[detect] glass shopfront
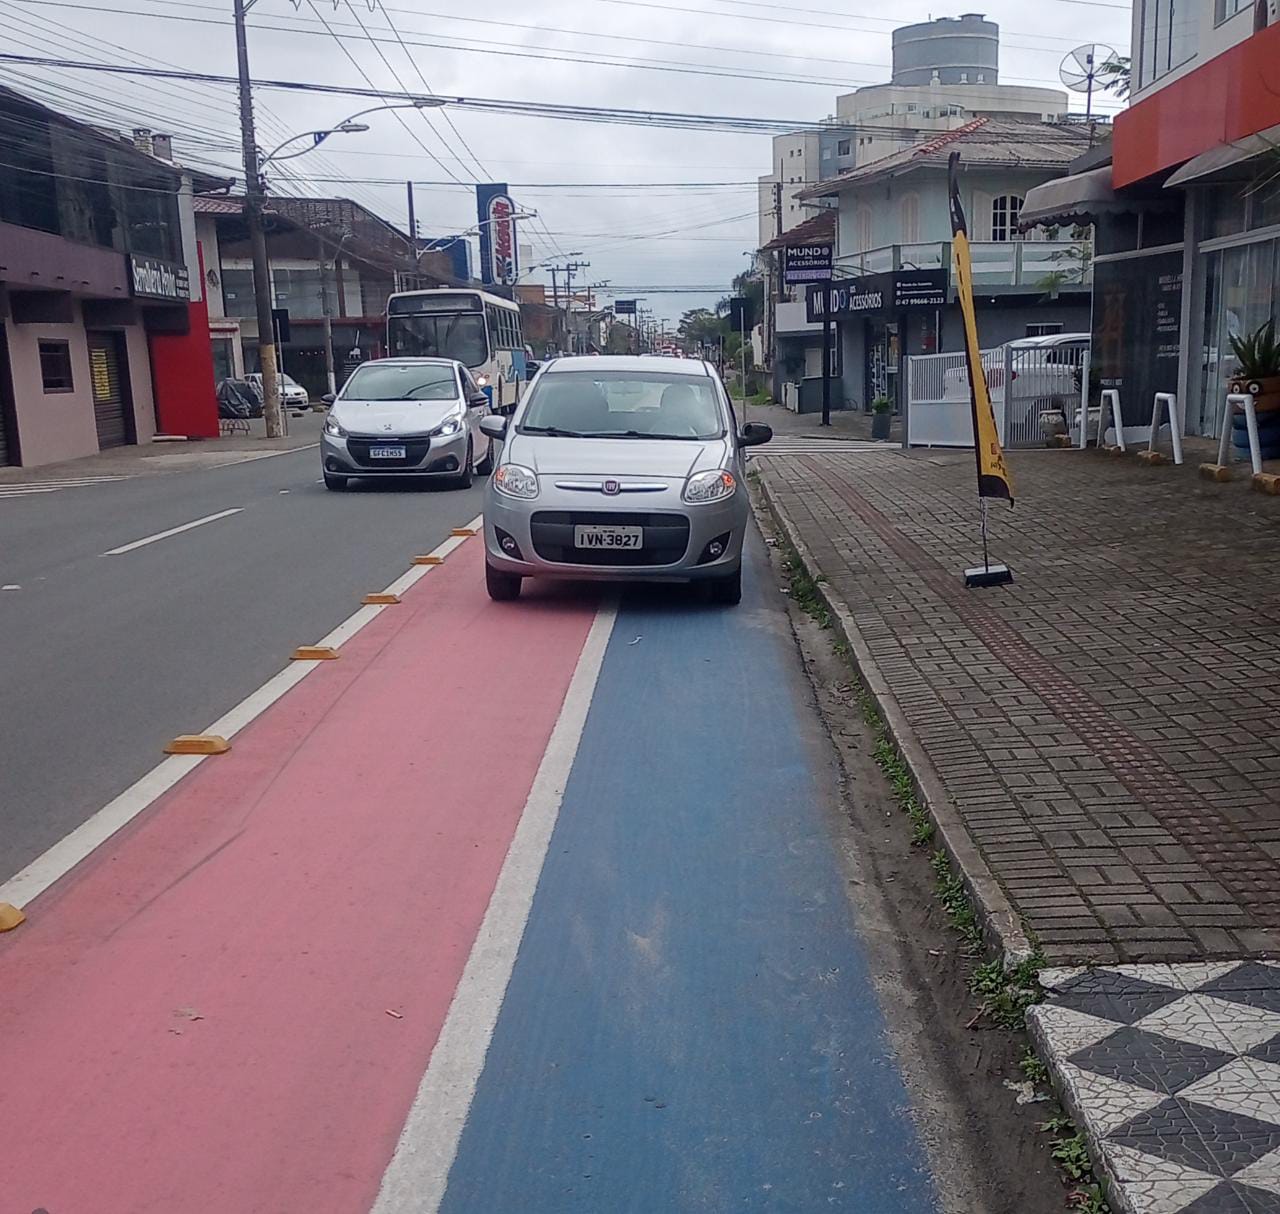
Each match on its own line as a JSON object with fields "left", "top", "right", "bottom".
{"left": 1195, "top": 180, "right": 1280, "bottom": 437}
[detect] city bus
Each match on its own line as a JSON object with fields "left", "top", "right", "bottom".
{"left": 385, "top": 288, "right": 527, "bottom": 412}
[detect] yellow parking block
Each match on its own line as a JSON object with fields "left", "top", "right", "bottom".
{"left": 291, "top": 646, "right": 340, "bottom": 661}
{"left": 164, "top": 734, "right": 231, "bottom": 755}
{"left": 451, "top": 527, "right": 479, "bottom": 537}
{"left": 362, "top": 593, "right": 401, "bottom": 605}
{"left": 0, "top": 903, "right": 26, "bottom": 932}
{"left": 412, "top": 555, "right": 444, "bottom": 565}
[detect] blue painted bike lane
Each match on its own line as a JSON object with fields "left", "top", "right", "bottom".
{"left": 439, "top": 540, "right": 941, "bottom": 1213}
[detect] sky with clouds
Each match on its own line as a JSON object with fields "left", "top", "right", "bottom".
{"left": 1, "top": 0, "right": 1131, "bottom": 323}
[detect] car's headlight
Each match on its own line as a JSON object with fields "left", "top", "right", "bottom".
{"left": 493, "top": 463, "right": 539, "bottom": 499}
{"left": 683, "top": 469, "right": 737, "bottom": 503}
{"left": 323, "top": 416, "right": 347, "bottom": 437}
{"left": 433, "top": 415, "right": 463, "bottom": 437}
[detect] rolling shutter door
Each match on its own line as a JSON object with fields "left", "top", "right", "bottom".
{"left": 89, "top": 334, "right": 127, "bottom": 449}
{"left": 0, "top": 325, "right": 14, "bottom": 466}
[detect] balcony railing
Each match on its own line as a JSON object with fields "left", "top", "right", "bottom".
{"left": 836, "top": 240, "right": 1093, "bottom": 288}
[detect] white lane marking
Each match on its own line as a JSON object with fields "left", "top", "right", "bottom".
{"left": 0, "top": 518, "right": 481, "bottom": 911}
{"left": 102, "top": 508, "right": 244, "bottom": 556}
{"left": 371, "top": 600, "right": 617, "bottom": 1214}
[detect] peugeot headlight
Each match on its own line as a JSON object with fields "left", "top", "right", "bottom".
{"left": 683, "top": 469, "right": 736, "bottom": 504}
{"left": 323, "top": 415, "right": 347, "bottom": 438}
{"left": 433, "top": 415, "right": 463, "bottom": 437}
{"left": 493, "top": 463, "right": 539, "bottom": 500}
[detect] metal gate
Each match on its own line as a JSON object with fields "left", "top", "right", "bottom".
{"left": 88, "top": 332, "right": 131, "bottom": 450}
{"left": 904, "top": 348, "right": 1006, "bottom": 447}
{"left": 1003, "top": 340, "right": 1088, "bottom": 449}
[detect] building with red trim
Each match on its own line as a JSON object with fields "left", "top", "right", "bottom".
{"left": 1021, "top": 4, "right": 1280, "bottom": 442}
{"left": 0, "top": 86, "right": 224, "bottom": 467}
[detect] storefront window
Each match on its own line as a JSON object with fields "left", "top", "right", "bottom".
{"left": 222, "top": 269, "right": 256, "bottom": 319}
{"left": 1201, "top": 188, "right": 1247, "bottom": 240}
{"left": 211, "top": 337, "right": 235, "bottom": 383}
{"left": 1250, "top": 178, "right": 1280, "bottom": 231}
{"left": 1198, "top": 236, "right": 1280, "bottom": 435}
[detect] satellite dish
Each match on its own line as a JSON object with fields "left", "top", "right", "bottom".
{"left": 1059, "top": 44, "right": 1119, "bottom": 120}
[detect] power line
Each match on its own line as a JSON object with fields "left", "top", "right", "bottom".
{"left": 0, "top": 55, "right": 1115, "bottom": 136}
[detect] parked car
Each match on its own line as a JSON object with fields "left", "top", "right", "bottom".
{"left": 942, "top": 333, "right": 1090, "bottom": 406}
{"left": 245, "top": 371, "right": 310, "bottom": 412}
{"left": 319, "top": 358, "right": 493, "bottom": 491}
{"left": 479, "top": 354, "right": 772, "bottom": 604}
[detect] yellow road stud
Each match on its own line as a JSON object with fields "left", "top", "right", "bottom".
{"left": 451, "top": 527, "right": 479, "bottom": 537}
{"left": 164, "top": 735, "right": 231, "bottom": 755}
{"left": 291, "top": 646, "right": 340, "bottom": 661}
{"left": 412, "top": 555, "right": 444, "bottom": 565}
{"left": 362, "top": 593, "right": 401, "bottom": 605}
{"left": 0, "top": 903, "right": 26, "bottom": 932}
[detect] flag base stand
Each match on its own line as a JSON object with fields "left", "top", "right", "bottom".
{"left": 964, "top": 497, "right": 1013, "bottom": 587}
{"left": 964, "top": 563, "right": 1013, "bottom": 588}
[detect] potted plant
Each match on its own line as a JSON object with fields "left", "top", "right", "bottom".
{"left": 871, "top": 395, "right": 893, "bottom": 441}
{"left": 1228, "top": 319, "right": 1280, "bottom": 409}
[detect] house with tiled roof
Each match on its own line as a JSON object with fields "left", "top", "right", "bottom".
{"left": 786, "top": 117, "right": 1098, "bottom": 418}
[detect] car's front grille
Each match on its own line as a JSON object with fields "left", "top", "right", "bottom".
{"left": 530, "top": 511, "right": 690, "bottom": 567}
{"left": 344, "top": 437, "right": 430, "bottom": 468}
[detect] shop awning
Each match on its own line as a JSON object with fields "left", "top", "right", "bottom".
{"left": 1164, "top": 123, "right": 1280, "bottom": 187}
{"left": 1018, "top": 166, "right": 1122, "bottom": 228}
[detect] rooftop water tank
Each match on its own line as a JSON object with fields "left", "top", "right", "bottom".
{"left": 891, "top": 14, "right": 999, "bottom": 86}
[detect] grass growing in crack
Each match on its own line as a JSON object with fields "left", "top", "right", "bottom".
{"left": 930, "top": 850, "right": 984, "bottom": 955}
{"left": 968, "top": 954, "right": 1046, "bottom": 1030}
{"left": 782, "top": 552, "right": 831, "bottom": 629}
{"left": 1019, "top": 1046, "right": 1049, "bottom": 1084}
{"left": 1040, "top": 1118, "right": 1113, "bottom": 1212}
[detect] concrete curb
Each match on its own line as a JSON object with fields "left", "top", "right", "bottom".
{"left": 754, "top": 466, "right": 1036, "bottom": 968}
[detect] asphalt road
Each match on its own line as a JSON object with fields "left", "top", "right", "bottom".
{"left": 0, "top": 446, "right": 484, "bottom": 884}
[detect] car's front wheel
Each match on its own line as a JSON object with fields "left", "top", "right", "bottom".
{"left": 452, "top": 440, "right": 474, "bottom": 490}
{"left": 323, "top": 471, "right": 348, "bottom": 491}
{"left": 485, "top": 562, "right": 522, "bottom": 601}
{"left": 709, "top": 566, "right": 742, "bottom": 606}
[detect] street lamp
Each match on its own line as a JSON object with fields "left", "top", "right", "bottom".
{"left": 259, "top": 99, "right": 444, "bottom": 169}
{"left": 422, "top": 212, "right": 540, "bottom": 254}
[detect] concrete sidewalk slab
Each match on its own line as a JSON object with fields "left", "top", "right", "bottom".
{"left": 759, "top": 446, "right": 1280, "bottom": 965}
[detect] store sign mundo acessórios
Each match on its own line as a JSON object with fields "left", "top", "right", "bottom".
{"left": 783, "top": 242, "right": 834, "bottom": 285}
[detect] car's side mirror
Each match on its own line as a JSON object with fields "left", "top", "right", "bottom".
{"left": 479, "top": 414, "right": 508, "bottom": 439}
{"left": 469, "top": 391, "right": 490, "bottom": 408}
{"left": 322, "top": 392, "right": 336, "bottom": 404}
{"left": 525, "top": 362, "right": 540, "bottom": 381}
{"left": 739, "top": 422, "right": 772, "bottom": 447}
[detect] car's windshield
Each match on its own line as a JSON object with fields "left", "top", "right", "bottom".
{"left": 387, "top": 313, "right": 488, "bottom": 367}
{"left": 519, "top": 371, "right": 724, "bottom": 439}
{"left": 340, "top": 363, "right": 460, "bottom": 402}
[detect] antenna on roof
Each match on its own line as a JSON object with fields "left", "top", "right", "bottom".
{"left": 1059, "top": 44, "right": 1119, "bottom": 122}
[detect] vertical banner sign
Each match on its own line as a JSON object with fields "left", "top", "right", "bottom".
{"left": 476, "top": 183, "right": 518, "bottom": 286}
{"left": 947, "top": 151, "right": 1013, "bottom": 504}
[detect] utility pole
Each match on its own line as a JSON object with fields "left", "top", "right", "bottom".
{"left": 550, "top": 260, "right": 590, "bottom": 354}
{"left": 233, "top": 0, "right": 282, "bottom": 437}
{"left": 406, "top": 180, "right": 418, "bottom": 273}
{"left": 318, "top": 236, "right": 337, "bottom": 396}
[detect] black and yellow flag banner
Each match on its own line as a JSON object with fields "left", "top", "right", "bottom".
{"left": 947, "top": 151, "right": 1014, "bottom": 504}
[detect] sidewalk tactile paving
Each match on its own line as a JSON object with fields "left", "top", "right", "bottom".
{"left": 1032, "top": 963, "right": 1280, "bottom": 1213}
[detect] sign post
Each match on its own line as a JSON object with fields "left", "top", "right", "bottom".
{"left": 821, "top": 282, "right": 832, "bottom": 427}
{"left": 783, "top": 242, "right": 836, "bottom": 427}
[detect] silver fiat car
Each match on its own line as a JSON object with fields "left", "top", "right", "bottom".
{"left": 480, "top": 355, "right": 771, "bottom": 604}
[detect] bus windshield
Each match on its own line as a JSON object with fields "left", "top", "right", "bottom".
{"left": 388, "top": 312, "right": 487, "bottom": 367}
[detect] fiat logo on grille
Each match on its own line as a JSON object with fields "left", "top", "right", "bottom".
{"left": 602, "top": 479, "right": 621, "bottom": 496}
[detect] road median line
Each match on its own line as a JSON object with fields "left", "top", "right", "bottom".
{"left": 0, "top": 515, "right": 485, "bottom": 914}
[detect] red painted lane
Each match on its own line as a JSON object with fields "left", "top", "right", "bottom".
{"left": 0, "top": 541, "right": 596, "bottom": 1214}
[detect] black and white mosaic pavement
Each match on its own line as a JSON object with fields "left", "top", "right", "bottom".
{"left": 1029, "top": 962, "right": 1280, "bottom": 1214}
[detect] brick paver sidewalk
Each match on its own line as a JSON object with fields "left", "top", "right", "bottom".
{"left": 760, "top": 446, "right": 1280, "bottom": 965}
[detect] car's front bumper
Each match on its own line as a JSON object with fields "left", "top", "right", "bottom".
{"left": 483, "top": 486, "right": 746, "bottom": 582}
{"left": 321, "top": 429, "right": 470, "bottom": 476}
